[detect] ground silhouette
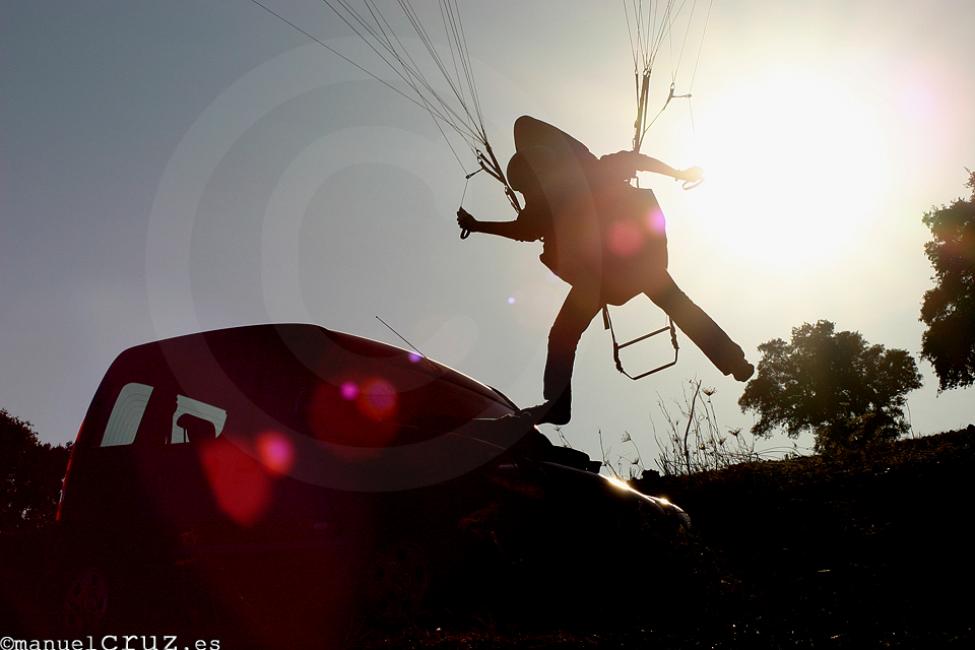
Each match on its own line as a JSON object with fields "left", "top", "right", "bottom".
{"left": 2, "top": 402, "right": 973, "bottom": 647}
{"left": 361, "top": 425, "right": 975, "bottom": 649}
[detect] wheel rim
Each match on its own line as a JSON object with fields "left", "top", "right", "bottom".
{"left": 365, "top": 543, "right": 432, "bottom": 624}
{"left": 63, "top": 567, "right": 109, "bottom": 634}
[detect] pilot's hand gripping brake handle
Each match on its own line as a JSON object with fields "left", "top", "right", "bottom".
{"left": 457, "top": 207, "right": 475, "bottom": 240}
{"left": 679, "top": 166, "right": 704, "bottom": 190}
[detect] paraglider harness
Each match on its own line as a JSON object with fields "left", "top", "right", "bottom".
{"left": 602, "top": 302, "right": 679, "bottom": 380}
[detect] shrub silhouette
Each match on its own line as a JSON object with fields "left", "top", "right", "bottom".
{"left": 739, "top": 321, "right": 922, "bottom": 454}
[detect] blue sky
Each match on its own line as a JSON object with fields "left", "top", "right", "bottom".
{"left": 3, "top": 1, "right": 974, "bottom": 467}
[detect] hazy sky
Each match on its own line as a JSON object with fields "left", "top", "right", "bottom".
{"left": 3, "top": 1, "right": 974, "bottom": 467}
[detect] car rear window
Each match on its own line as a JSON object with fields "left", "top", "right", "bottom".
{"left": 100, "top": 382, "right": 153, "bottom": 447}
{"left": 99, "top": 383, "right": 229, "bottom": 447}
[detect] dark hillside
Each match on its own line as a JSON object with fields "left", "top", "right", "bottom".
{"left": 634, "top": 425, "right": 975, "bottom": 648}
{"left": 4, "top": 424, "right": 973, "bottom": 648}
{"left": 381, "top": 426, "right": 975, "bottom": 649}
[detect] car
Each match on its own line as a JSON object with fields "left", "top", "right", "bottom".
{"left": 43, "top": 324, "right": 689, "bottom": 645}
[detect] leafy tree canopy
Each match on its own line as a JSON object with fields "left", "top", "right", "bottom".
{"left": 1, "top": 409, "right": 71, "bottom": 532}
{"left": 739, "top": 321, "right": 922, "bottom": 454}
{"left": 920, "top": 170, "right": 975, "bottom": 390}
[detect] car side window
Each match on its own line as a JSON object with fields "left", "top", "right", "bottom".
{"left": 170, "top": 394, "right": 227, "bottom": 444}
{"left": 101, "top": 382, "right": 154, "bottom": 447}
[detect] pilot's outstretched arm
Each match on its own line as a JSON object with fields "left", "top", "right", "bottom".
{"left": 457, "top": 207, "right": 542, "bottom": 243}
{"left": 600, "top": 151, "right": 703, "bottom": 183}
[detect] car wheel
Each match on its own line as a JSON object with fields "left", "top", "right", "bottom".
{"left": 61, "top": 565, "right": 111, "bottom": 635}
{"left": 361, "top": 541, "right": 433, "bottom": 628}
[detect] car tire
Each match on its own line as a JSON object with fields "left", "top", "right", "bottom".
{"left": 360, "top": 540, "right": 433, "bottom": 628}
{"left": 59, "top": 564, "right": 113, "bottom": 636}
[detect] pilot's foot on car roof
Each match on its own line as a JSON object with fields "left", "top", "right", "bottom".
{"left": 522, "top": 396, "right": 571, "bottom": 426}
{"left": 472, "top": 411, "right": 534, "bottom": 429}
{"left": 480, "top": 410, "right": 533, "bottom": 423}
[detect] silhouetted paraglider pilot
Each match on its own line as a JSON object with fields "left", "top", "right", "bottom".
{"left": 457, "top": 116, "right": 754, "bottom": 425}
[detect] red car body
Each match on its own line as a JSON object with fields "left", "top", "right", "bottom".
{"left": 38, "top": 324, "right": 687, "bottom": 645}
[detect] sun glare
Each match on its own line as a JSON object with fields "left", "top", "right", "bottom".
{"left": 691, "top": 71, "right": 891, "bottom": 271}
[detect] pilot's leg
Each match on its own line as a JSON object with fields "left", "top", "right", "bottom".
{"left": 644, "top": 271, "right": 754, "bottom": 381}
{"left": 528, "top": 284, "right": 604, "bottom": 425}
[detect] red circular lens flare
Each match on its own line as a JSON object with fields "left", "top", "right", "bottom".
{"left": 257, "top": 431, "right": 295, "bottom": 476}
{"left": 200, "top": 443, "right": 271, "bottom": 526}
{"left": 608, "top": 220, "right": 644, "bottom": 257}
{"left": 356, "top": 378, "right": 398, "bottom": 421}
{"left": 646, "top": 207, "right": 666, "bottom": 235}
{"left": 339, "top": 381, "right": 359, "bottom": 400}
{"left": 305, "top": 378, "right": 399, "bottom": 450}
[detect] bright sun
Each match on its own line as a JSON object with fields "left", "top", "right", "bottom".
{"left": 689, "top": 70, "right": 891, "bottom": 271}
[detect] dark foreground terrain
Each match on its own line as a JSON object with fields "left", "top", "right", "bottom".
{"left": 3, "top": 426, "right": 973, "bottom": 648}
{"left": 375, "top": 426, "right": 975, "bottom": 650}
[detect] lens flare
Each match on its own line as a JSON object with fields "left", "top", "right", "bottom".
{"left": 200, "top": 442, "right": 271, "bottom": 526}
{"left": 608, "top": 220, "right": 644, "bottom": 257}
{"left": 646, "top": 207, "right": 665, "bottom": 235}
{"left": 306, "top": 381, "right": 398, "bottom": 449}
{"left": 356, "top": 377, "right": 398, "bottom": 421}
{"left": 257, "top": 430, "right": 295, "bottom": 476}
{"left": 339, "top": 381, "right": 359, "bottom": 400}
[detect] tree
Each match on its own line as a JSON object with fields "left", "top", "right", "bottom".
{"left": 920, "top": 169, "right": 975, "bottom": 390}
{"left": 738, "top": 321, "right": 923, "bottom": 454}
{"left": 1, "top": 409, "right": 71, "bottom": 532}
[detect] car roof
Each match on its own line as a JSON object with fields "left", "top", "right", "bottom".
{"left": 109, "top": 322, "right": 509, "bottom": 407}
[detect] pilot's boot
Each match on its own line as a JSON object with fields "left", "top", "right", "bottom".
{"left": 729, "top": 358, "right": 755, "bottom": 382}
{"left": 523, "top": 387, "right": 572, "bottom": 425}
